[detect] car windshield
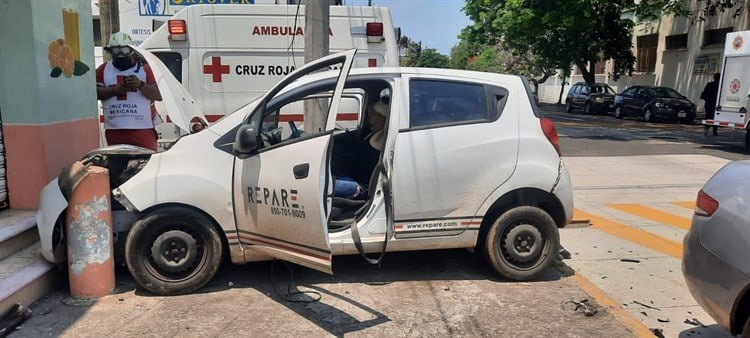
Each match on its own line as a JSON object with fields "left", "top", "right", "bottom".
{"left": 652, "top": 87, "right": 683, "bottom": 99}
{"left": 592, "top": 85, "right": 615, "bottom": 94}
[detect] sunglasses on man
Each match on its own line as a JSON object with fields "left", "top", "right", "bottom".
{"left": 106, "top": 46, "right": 133, "bottom": 57}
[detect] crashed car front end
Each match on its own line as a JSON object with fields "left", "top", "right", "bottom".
{"left": 36, "top": 145, "right": 155, "bottom": 263}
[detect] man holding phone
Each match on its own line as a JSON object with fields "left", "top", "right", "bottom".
{"left": 95, "top": 32, "right": 162, "bottom": 151}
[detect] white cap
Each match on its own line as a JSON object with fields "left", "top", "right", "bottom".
{"left": 371, "top": 101, "right": 389, "bottom": 117}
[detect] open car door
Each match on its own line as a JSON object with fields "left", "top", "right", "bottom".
{"left": 231, "top": 50, "right": 356, "bottom": 274}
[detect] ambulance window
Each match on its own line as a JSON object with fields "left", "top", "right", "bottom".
{"left": 153, "top": 52, "right": 183, "bottom": 83}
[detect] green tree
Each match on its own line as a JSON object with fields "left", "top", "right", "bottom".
{"left": 637, "top": 0, "right": 749, "bottom": 26}
{"left": 417, "top": 48, "right": 450, "bottom": 68}
{"left": 398, "top": 35, "right": 422, "bottom": 67}
{"left": 462, "top": 0, "right": 636, "bottom": 85}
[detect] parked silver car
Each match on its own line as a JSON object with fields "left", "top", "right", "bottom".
{"left": 683, "top": 160, "right": 750, "bottom": 338}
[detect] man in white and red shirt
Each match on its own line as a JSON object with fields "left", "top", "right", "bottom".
{"left": 95, "top": 32, "right": 162, "bottom": 151}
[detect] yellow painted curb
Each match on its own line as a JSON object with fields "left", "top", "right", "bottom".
{"left": 574, "top": 209, "right": 682, "bottom": 259}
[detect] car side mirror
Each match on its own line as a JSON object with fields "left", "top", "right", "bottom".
{"left": 233, "top": 124, "right": 259, "bottom": 156}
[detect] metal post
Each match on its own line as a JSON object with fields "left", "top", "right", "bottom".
{"left": 98, "top": 0, "right": 120, "bottom": 62}
{"left": 66, "top": 166, "right": 115, "bottom": 299}
{"left": 304, "top": 0, "right": 331, "bottom": 133}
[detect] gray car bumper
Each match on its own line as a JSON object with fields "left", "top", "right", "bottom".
{"left": 683, "top": 228, "right": 748, "bottom": 334}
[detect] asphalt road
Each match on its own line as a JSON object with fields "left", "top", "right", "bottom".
{"left": 542, "top": 103, "right": 750, "bottom": 160}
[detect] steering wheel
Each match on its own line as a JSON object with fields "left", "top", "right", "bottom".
{"left": 261, "top": 127, "right": 283, "bottom": 146}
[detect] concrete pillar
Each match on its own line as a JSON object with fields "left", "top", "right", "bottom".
{"left": 66, "top": 166, "right": 114, "bottom": 299}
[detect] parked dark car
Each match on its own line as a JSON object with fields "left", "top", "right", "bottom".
{"left": 565, "top": 82, "right": 616, "bottom": 114}
{"left": 613, "top": 85, "right": 697, "bottom": 124}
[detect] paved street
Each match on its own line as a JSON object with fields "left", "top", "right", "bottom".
{"left": 11, "top": 104, "right": 748, "bottom": 338}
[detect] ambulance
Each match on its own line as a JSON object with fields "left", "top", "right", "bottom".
{"left": 138, "top": 4, "right": 400, "bottom": 138}
{"left": 703, "top": 30, "right": 750, "bottom": 147}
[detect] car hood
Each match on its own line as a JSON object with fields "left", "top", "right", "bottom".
{"left": 131, "top": 45, "right": 207, "bottom": 133}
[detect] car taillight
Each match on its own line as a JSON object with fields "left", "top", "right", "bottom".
{"left": 366, "top": 22, "right": 383, "bottom": 43}
{"left": 168, "top": 20, "right": 187, "bottom": 41}
{"left": 540, "top": 118, "right": 561, "bottom": 156}
{"left": 695, "top": 189, "right": 719, "bottom": 217}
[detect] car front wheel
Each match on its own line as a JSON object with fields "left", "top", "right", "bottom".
{"left": 644, "top": 108, "right": 654, "bottom": 122}
{"left": 482, "top": 206, "right": 559, "bottom": 281}
{"left": 614, "top": 106, "right": 623, "bottom": 119}
{"left": 565, "top": 100, "right": 573, "bottom": 113}
{"left": 125, "top": 206, "right": 223, "bottom": 295}
{"left": 584, "top": 102, "right": 593, "bottom": 115}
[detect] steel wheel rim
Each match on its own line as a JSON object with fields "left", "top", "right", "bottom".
{"left": 497, "top": 220, "right": 548, "bottom": 271}
{"left": 143, "top": 225, "right": 207, "bottom": 283}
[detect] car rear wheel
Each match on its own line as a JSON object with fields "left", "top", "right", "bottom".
{"left": 644, "top": 108, "right": 654, "bottom": 122}
{"left": 482, "top": 206, "right": 559, "bottom": 281}
{"left": 584, "top": 102, "right": 593, "bottom": 115}
{"left": 125, "top": 206, "right": 223, "bottom": 295}
{"left": 614, "top": 106, "right": 623, "bottom": 119}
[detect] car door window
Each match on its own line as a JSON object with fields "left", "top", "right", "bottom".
{"left": 409, "top": 80, "right": 488, "bottom": 128}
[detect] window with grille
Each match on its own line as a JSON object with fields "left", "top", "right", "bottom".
{"left": 703, "top": 27, "right": 733, "bottom": 48}
{"left": 665, "top": 33, "right": 688, "bottom": 50}
{"left": 636, "top": 34, "right": 658, "bottom": 73}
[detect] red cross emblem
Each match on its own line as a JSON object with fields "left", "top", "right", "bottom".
{"left": 203, "top": 56, "right": 230, "bottom": 83}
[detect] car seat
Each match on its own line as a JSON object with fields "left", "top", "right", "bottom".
{"left": 329, "top": 164, "right": 383, "bottom": 227}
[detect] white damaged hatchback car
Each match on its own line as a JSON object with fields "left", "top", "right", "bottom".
{"left": 37, "top": 48, "right": 574, "bottom": 295}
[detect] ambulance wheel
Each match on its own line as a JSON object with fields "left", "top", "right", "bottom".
{"left": 482, "top": 206, "right": 559, "bottom": 281}
{"left": 745, "top": 129, "right": 750, "bottom": 148}
{"left": 125, "top": 206, "right": 223, "bottom": 295}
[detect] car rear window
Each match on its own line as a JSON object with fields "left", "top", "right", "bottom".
{"left": 409, "top": 80, "right": 488, "bottom": 128}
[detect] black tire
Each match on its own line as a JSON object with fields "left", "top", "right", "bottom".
{"left": 614, "top": 106, "right": 623, "bottom": 119}
{"left": 644, "top": 108, "right": 654, "bottom": 122}
{"left": 565, "top": 100, "right": 573, "bottom": 113}
{"left": 125, "top": 206, "right": 223, "bottom": 295}
{"left": 584, "top": 102, "right": 593, "bottom": 115}
{"left": 482, "top": 206, "right": 559, "bottom": 281}
{"left": 742, "top": 315, "right": 750, "bottom": 338}
{"left": 682, "top": 114, "right": 695, "bottom": 125}
{"left": 745, "top": 129, "right": 750, "bottom": 148}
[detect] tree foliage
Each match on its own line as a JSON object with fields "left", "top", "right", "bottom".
{"left": 637, "top": 0, "right": 748, "bottom": 24}
{"left": 398, "top": 35, "right": 451, "bottom": 68}
{"left": 461, "top": 0, "right": 637, "bottom": 84}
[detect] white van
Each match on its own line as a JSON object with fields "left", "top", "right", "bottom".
{"left": 139, "top": 4, "right": 399, "bottom": 138}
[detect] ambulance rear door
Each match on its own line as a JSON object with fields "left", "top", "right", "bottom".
{"left": 715, "top": 31, "right": 750, "bottom": 127}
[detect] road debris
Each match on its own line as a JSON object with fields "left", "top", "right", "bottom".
{"left": 684, "top": 318, "right": 707, "bottom": 327}
{"left": 633, "top": 300, "right": 660, "bottom": 310}
{"left": 657, "top": 318, "right": 670, "bottom": 323}
{"left": 562, "top": 299, "right": 598, "bottom": 317}
{"left": 620, "top": 258, "right": 641, "bottom": 263}
{"left": 228, "top": 281, "right": 234, "bottom": 287}
{"left": 650, "top": 328, "right": 666, "bottom": 338}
